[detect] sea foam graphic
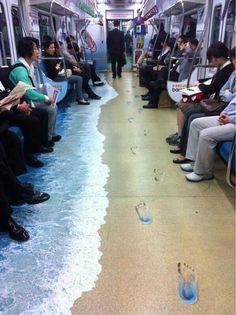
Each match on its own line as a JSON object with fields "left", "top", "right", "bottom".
{"left": 0, "top": 83, "right": 118, "bottom": 315}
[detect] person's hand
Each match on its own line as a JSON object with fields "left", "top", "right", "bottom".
{"left": 153, "top": 66, "right": 158, "bottom": 71}
{"left": 192, "top": 81, "right": 199, "bottom": 87}
{"left": 17, "top": 102, "right": 32, "bottom": 115}
{"left": 56, "top": 63, "right": 61, "bottom": 70}
{"left": 218, "top": 113, "right": 229, "bottom": 125}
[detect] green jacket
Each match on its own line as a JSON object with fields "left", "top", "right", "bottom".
{"left": 9, "top": 61, "right": 46, "bottom": 102}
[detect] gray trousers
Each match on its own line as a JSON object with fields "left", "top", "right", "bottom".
{"left": 34, "top": 102, "right": 58, "bottom": 140}
{"left": 186, "top": 116, "right": 236, "bottom": 175}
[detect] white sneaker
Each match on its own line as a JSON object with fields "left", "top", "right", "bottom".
{"left": 180, "top": 163, "right": 194, "bottom": 172}
{"left": 186, "top": 172, "right": 214, "bottom": 182}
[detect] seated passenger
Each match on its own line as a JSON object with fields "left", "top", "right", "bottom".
{"left": 180, "top": 95, "right": 236, "bottom": 182}
{"left": 9, "top": 37, "right": 61, "bottom": 144}
{"left": 0, "top": 142, "right": 50, "bottom": 241}
{"left": 0, "top": 90, "right": 51, "bottom": 168}
{"left": 178, "top": 38, "right": 199, "bottom": 82}
{"left": 168, "top": 42, "right": 234, "bottom": 149}
{"left": 43, "top": 41, "right": 89, "bottom": 105}
{"left": 60, "top": 42, "right": 101, "bottom": 99}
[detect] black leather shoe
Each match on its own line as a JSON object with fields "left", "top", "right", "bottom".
{"left": 118, "top": 75, "right": 122, "bottom": 78}
{"left": 21, "top": 191, "right": 50, "bottom": 204}
{"left": 26, "top": 156, "right": 44, "bottom": 168}
{"left": 141, "top": 92, "right": 150, "bottom": 97}
{"left": 38, "top": 146, "right": 53, "bottom": 153}
{"left": 142, "top": 95, "right": 152, "bottom": 101}
{"left": 89, "top": 93, "right": 101, "bottom": 100}
{"left": 112, "top": 75, "right": 116, "bottom": 79}
{"left": 7, "top": 218, "right": 29, "bottom": 242}
{"left": 45, "top": 140, "right": 55, "bottom": 147}
{"left": 52, "top": 135, "right": 62, "bottom": 142}
{"left": 143, "top": 103, "right": 158, "bottom": 109}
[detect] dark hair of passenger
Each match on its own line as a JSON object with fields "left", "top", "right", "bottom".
{"left": 66, "top": 35, "right": 75, "bottom": 44}
{"left": 230, "top": 47, "right": 236, "bottom": 59}
{"left": 206, "top": 42, "right": 229, "bottom": 61}
{"left": 190, "top": 38, "right": 199, "bottom": 47}
{"left": 178, "top": 35, "right": 187, "bottom": 43}
{"left": 17, "top": 37, "right": 38, "bottom": 58}
{"left": 43, "top": 35, "right": 53, "bottom": 42}
{"left": 114, "top": 20, "right": 119, "bottom": 27}
{"left": 44, "top": 40, "right": 55, "bottom": 51}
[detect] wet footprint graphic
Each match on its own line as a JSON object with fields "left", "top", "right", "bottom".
{"left": 144, "top": 129, "right": 149, "bottom": 136}
{"left": 130, "top": 146, "right": 138, "bottom": 155}
{"left": 128, "top": 117, "right": 134, "bottom": 123}
{"left": 153, "top": 168, "right": 164, "bottom": 182}
{"left": 135, "top": 201, "right": 152, "bottom": 224}
{"left": 177, "top": 262, "right": 198, "bottom": 304}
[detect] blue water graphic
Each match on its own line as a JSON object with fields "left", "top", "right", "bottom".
{"left": 0, "top": 82, "right": 118, "bottom": 315}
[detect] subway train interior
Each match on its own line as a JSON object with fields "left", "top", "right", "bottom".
{"left": 0, "top": 0, "right": 235, "bottom": 314}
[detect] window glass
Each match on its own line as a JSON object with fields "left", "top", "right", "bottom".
{"left": 0, "top": 3, "right": 11, "bottom": 65}
{"left": 211, "top": 5, "right": 222, "bottom": 44}
{"left": 224, "top": 0, "right": 235, "bottom": 48}
{"left": 11, "top": 6, "right": 23, "bottom": 54}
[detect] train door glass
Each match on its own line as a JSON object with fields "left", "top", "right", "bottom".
{"left": 39, "top": 13, "right": 56, "bottom": 43}
{"left": 182, "top": 13, "right": 197, "bottom": 39}
{"left": 11, "top": 6, "right": 23, "bottom": 54}
{"left": 0, "top": 2, "right": 11, "bottom": 65}
{"left": 211, "top": 5, "right": 222, "bottom": 44}
{"left": 106, "top": 19, "right": 133, "bottom": 70}
{"left": 224, "top": 0, "right": 235, "bottom": 48}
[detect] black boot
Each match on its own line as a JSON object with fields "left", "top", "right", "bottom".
{"left": 88, "top": 92, "right": 101, "bottom": 100}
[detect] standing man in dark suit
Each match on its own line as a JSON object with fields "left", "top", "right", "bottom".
{"left": 107, "top": 20, "right": 125, "bottom": 79}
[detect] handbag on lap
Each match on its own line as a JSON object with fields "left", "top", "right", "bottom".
{"left": 200, "top": 99, "right": 228, "bottom": 116}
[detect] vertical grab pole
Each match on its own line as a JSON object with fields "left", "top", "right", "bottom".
{"left": 49, "top": 0, "right": 67, "bottom": 79}
{"left": 167, "top": 0, "right": 185, "bottom": 80}
{"left": 187, "top": 0, "right": 212, "bottom": 87}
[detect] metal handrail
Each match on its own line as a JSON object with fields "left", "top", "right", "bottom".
{"left": 49, "top": 0, "right": 67, "bottom": 79}
{"left": 187, "top": 0, "right": 212, "bottom": 86}
{"left": 167, "top": 0, "right": 185, "bottom": 80}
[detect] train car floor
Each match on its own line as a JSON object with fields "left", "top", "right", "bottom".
{"left": 72, "top": 72, "right": 235, "bottom": 315}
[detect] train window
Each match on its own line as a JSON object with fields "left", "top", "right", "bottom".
{"left": 182, "top": 14, "right": 197, "bottom": 40}
{"left": 11, "top": 6, "right": 23, "bottom": 51}
{"left": 0, "top": 2, "right": 11, "bottom": 65}
{"left": 39, "top": 13, "right": 56, "bottom": 43}
{"left": 211, "top": 5, "right": 222, "bottom": 44}
{"left": 224, "top": 0, "right": 235, "bottom": 48}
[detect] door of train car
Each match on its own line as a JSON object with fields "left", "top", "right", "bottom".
{"left": 0, "top": 0, "right": 18, "bottom": 65}
{"left": 106, "top": 10, "right": 134, "bottom": 71}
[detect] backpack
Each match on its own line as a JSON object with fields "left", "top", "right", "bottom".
{"left": 0, "top": 63, "right": 34, "bottom": 93}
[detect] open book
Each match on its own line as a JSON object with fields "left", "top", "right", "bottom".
{"left": 44, "top": 83, "right": 59, "bottom": 107}
{"left": 180, "top": 79, "right": 212, "bottom": 96}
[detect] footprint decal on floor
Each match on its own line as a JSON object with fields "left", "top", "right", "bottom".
{"left": 153, "top": 168, "right": 164, "bottom": 182}
{"left": 177, "top": 262, "right": 198, "bottom": 305}
{"left": 135, "top": 201, "right": 152, "bottom": 224}
{"left": 130, "top": 146, "right": 138, "bottom": 155}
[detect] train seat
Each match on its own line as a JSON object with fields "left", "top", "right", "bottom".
{"left": 217, "top": 137, "right": 235, "bottom": 187}
{"left": 167, "top": 68, "right": 198, "bottom": 103}
{"left": 38, "top": 62, "right": 68, "bottom": 103}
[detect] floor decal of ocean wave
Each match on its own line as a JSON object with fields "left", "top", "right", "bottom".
{"left": 0, "top": 82, "right": 118, "bottom": 315}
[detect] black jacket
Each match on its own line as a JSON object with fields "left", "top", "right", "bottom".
{"left": 43, "top": 52, "right": 62, "bottom": 80}
{"left": 107, "top": 28, "right": 125, "bottom": 55}
{"left": 199, "top": 63, "right": 234, "bottom": 98}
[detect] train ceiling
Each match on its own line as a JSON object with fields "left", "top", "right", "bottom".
{"left": 97, "top": 0, "right": 142, "bottom": 6}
